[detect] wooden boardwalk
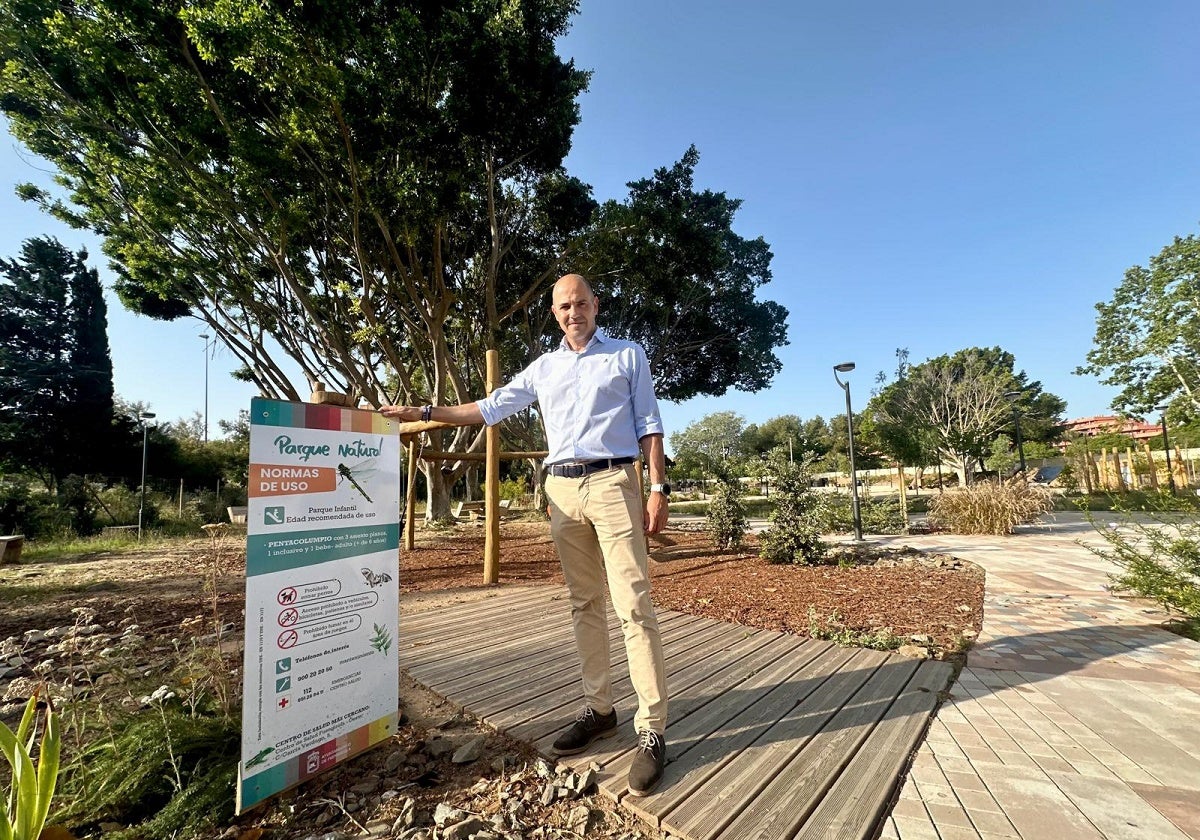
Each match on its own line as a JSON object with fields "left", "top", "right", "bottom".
{"left": 401, "top": 585, "right": 953, "bottom": 840}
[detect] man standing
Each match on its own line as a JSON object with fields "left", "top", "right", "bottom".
{"left": 380, "top": 273, "right": 670, "bottom": 795}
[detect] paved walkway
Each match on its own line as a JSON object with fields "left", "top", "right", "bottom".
{"left": 865, "top": 513, "right": 1200, "bottom": 840}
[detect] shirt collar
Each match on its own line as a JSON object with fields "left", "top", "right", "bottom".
{"left": 558, "top": 327, "right": 608, "bottom": 353}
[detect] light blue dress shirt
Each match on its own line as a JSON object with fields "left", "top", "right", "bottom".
{"left": 476, "top": 329, "right": 665, "bottom": 465}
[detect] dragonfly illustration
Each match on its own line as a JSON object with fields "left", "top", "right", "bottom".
{"left": 337, "top": 459, "right": 377, "bottom": 503}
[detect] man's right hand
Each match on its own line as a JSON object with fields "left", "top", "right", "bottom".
{"left": 378, "top": 405, "right": 419, "bottom": 421}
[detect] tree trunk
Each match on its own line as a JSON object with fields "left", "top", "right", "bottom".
{"left": 424, "top": 465, "right": 455, "bottom": 522}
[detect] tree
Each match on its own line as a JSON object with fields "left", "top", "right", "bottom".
{"left": 1, "top": 1, "right": 788, "bottom": 519}
{"left": 1078, "top": 233, "right": 1200, "bottom": 415}
{"left": 0, "top": 236, "right": 116, "bottom": 488}
{"left": 668, "top": 412, "right": 746, "bottom": 480}
{"left": 867, "top": 347, "right": 1065, "bottom": 486}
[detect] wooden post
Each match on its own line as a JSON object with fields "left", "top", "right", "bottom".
{"left": 404, "top": 437, "right": 418, "bottom": 551}
{"left": 483, "top": 350, "right": 501, "bottom": 585}
{"left": 1143, "top": 442, "right": 1159, "bottom": 490}
{"left": 1111, "top": 448, "right": 1127, "bottom": 492}
{"left": 1126, "top": 446, "right": 1137, "bottom": 488}
{"left": 896, "top": 463, "right": 908, "bottom": 525}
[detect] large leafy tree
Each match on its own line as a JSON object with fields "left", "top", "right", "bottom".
{"left": 0, "top": 236, "right": 116, "bottom": 488}
{"left": 1078, "top": 233, "right": 1200, "bottom": 414}
{"left": 867, "top": 347, "right": 1065, "bottom": 485}
{"left": 1, "top": 0, "right": 788, "bottom": 518}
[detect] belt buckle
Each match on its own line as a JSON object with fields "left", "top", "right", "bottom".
{"left": 568, "top": 464, "right": 586, "bottom": 478}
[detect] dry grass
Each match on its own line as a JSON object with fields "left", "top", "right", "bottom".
{"left": 928, "top": 479, "right": 1054, "bottom": 535}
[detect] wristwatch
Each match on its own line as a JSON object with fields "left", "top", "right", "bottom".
{"left": 649, "top": 483, "right": 671, "bottom": 497}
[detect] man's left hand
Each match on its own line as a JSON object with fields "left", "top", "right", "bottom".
{"left": 644, "top": 492, "right": 668, "bottom": 534}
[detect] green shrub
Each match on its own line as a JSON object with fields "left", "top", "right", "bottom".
{"left": 706, "top": 478, "right": 748, "bottom": 550}
{"left": 927, "top": 479, "right": 1053, "bottom": 535}
{"left": 1087, "top": 508, "right": 1200, "bottom": 622}
{"left": 759, "top": 455, "right": 826, "bottom": 565}
{"left": 59, "top": 704, "right": 238, "bottom": 839}
{"left": 822, "top": 494, "right": 907, "bottom": 535}
{"left": 1, "top": 693, "right": 62, "bottom": 840}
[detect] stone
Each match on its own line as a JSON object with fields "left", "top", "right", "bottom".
{"left": 433, "top": 803, "right": 467, "bottom": 826}
{"left": 1, "top": 676, "right": 38, "bottom": 702}
{"left": 564, "top": 806, "right": 592, "bottom": 835}
{"left": 539, "top": 783, "right": 557, "bottom": 806}
{"left": 384, "top": 750, "right": 406, "bottom": 773}
{"left": 443, "top": 817, "right": 490, "bottom": 840}
{"left": 349, "top": 779, "right": 379, "bottom": 795}
{"left": 391, "top": 797, "right": 416, "bottom": 832}
{"left": 358, "top": 820, "right": 391, "bottom": 837}
{"left": 452, "top": 734, "right": 486, "bottom": 764}
{"left": 426, "top": 737, "right": 455, "bottom": 758}
{"left": 576, "top": 768, "right": 598, "bottom": 794}
{"left": 23, "top": 630, "right": 46, "bottom": 644}
{"left": 397, "top": 830, "right": 431, "bottom": 840}
{"left": 897, "top": 644, "right": 929, "bottom": 659}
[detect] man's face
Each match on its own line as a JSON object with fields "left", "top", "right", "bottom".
{"left": 551, "top": 278, "right": 599, "bottom": 349}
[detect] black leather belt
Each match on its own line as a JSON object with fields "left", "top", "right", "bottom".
{"left": 547, "top": 457, "right": 636, "bottom": 478}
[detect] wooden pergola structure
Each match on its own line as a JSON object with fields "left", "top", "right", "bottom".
{"left": 393, "top": 349, "right": 548, "bottom": 584}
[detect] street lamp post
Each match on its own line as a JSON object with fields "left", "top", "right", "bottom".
{"left": 138, "top": 411, "right": 156, "bottom": 541}
{"left": 1155, "top": 405, "right": 1177, "bottom": 495}
{"left": 833, "top": 362, "right": 863, "bottom": 541}
{"left": 199, "top": 333, "right": 211, "bottom": 443}
{"left": 1003, "top": 390, "right": 1027, "bottom": 478}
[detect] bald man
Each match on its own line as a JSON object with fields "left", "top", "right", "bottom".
{"left": 380, "top": 274, "right": 670, "bottom": 795}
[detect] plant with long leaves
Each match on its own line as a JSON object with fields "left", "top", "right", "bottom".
{"left": 0, "top": 692, "right": 62, "bottom": 840}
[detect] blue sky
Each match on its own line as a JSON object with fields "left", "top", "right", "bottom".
{"left": 3, "top": 1, "right": 1200, "bottom": 444}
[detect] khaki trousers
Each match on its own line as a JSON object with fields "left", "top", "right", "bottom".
{"left": 545, "top": 464, "right": 667, "bottom": 734}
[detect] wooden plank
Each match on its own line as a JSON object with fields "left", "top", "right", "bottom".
{"left": 402, "top": 604, "right": 567, "bottom": 672}
{"left": 589, "top": 632, "right": 810, "bottom": 797}
{"left": 474, "top": 615, "right": 727, "bottom": 723}
{"left": 709, "top": 654, "right": 920, "bottom": 840}
{"left": 426, "top": 608, "right": 696, "bottom": 694}
{"left": 400, "top": 587, "right": 563, "bottom": 638}
{"left": 548, "top": 627, "right": 775, "bottom": 772}
{"left": 793, "top": 660, "right": 953, "bottom": 840}
{"left": 628, "top": 641, "right": 856, "bottom": 826}
{"left": 400, "top": 594, "right": 588, "bottom": 664}
{"left": 410, "top": 608, "right": 698, "bottom": 689}
{"left": 495, "top": 617, "right": 750, "bottom": 744}
{"left": 663, "top": 648, "right": 889, "bottom": 840}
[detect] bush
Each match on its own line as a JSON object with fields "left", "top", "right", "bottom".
{"left": 927, "top": 479, "right": 1053, "bottom": 535}
{"left": 706, "top": 478, "right": 748, "bottom": 550}
{"left": 1087, "top": 507, "right": 1200, "bottom": 626}
{"left": 759, "top": 455, "right": 826, "bottom": 564}
{"left": 822, "top": 494, "right": 907, "bottom": 535}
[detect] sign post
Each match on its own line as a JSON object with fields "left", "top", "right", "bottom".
{"left": 238, "top": 398, "right": 401, "bottom": 812}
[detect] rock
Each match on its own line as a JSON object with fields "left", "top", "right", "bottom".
{"left": 349, "top": 779, "right": 379, "bottom": 795}
{"left": 23, "top": 630, "right": 46, "bottom": 644}
{"left": 434, "top": 803, "right": 467, "bottom": 826}
{"left": 397, "top": 829, "right": 432, "bottom": 840}
{"left": 897, "top": 644, "right": 929, "bottom": 659}
{"left": 426, "top": 737, "right": 455, "bottom": 758}
{"left": 384, "top": 750, "right": 406, "bottom": 774}
{"left": 535, "top": 758, "right": 554, "bottom": 778}
{"left": 909, "top": 634, "right": 932, "bottom": 644}
{"left": 565, "top": 805, "right": 592, "bottom": 835}
{"left": 43, "top": 626, "right": 72, "bottom": 639}
{"left": 452, "top": 734, "right": 486, "bottom": 764}
{"left": 539, "top": 782, "right": 557, "bottom": 806}
{"left": 1, "top": 676, "right": 38, "bottom": 702}
{"left": 576, "top": 768, "right": 598, "bottom": 794}
{"left": 358, "top": 820, "right": 391, "bottom": 837}
{"left": 443, "top": 817, "right": 490, "bottom": 840}
{"left": 390, "top": 797, "right": 416, "bottom": 832}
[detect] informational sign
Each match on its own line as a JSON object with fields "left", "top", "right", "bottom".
{"left": 238, "top": 398, "right": 401, "bottom": 813}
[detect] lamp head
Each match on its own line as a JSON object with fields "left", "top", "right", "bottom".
{"left": 1155, "top": 404, "right": 1169, "bottom": 413}
{"left": 833, "top": 362, "right": 855, "bottom": 373}
{"left": 199, "top": 333, "right": 209, "bottom": 340}
{"left": 1004, "top": 389, "right": 1022, "bottom": 400}
{"left": 139, "top": 411, "right": 156, "bottom": 420}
